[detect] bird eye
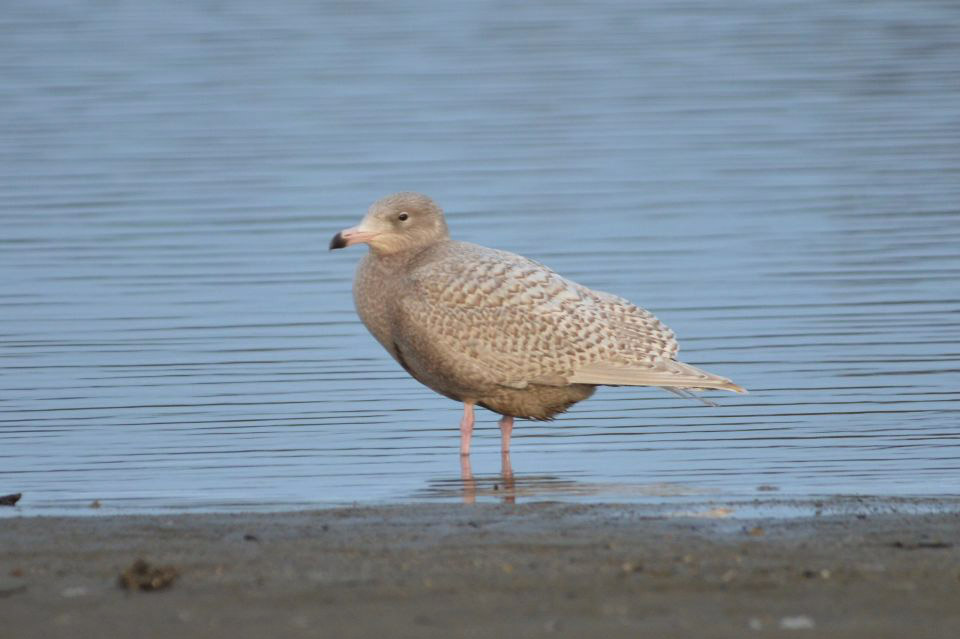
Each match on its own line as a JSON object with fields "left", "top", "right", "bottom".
{"left": 398, "top": 213, "right": 409, "bottom": 221}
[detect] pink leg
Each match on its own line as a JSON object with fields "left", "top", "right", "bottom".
{"left": 500, "top": 450, "right": 513, "bottom": 479}
{"left": 500, "top": 450, "right": 515, "bottom": 505}
{"left": 460, "top": 455, "right": 475, "bottom": 505}
{"left": 459, "top": 402, "right": 475, "bottom": 456}
{"left": 498, "top": 415, "right": 514, "bottom": 454}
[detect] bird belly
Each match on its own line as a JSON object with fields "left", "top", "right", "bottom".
{"left": 477, "top": 384, "right": 596, "bottom": 421}
{"left": 389, "top": 338, "right": 594, "bottom": 420}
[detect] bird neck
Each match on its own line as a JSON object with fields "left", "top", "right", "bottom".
{"left": 369, "top": 239, "right": 441, "bottom": 263}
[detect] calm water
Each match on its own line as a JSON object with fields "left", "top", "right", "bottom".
{"left": 2, "top": 0, "right": 959, "bottom": 514}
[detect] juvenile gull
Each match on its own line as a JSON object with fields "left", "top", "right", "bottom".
{"left": 330, "top": 193, "right": 745, "bottom": 456}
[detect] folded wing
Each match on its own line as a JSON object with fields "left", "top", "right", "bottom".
{"left": 395, "top": 242, "right": 742, "bottom": 394}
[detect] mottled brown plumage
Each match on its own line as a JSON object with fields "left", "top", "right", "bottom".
{"left": 330, "top": 193, "right": 745, "bottom": 454}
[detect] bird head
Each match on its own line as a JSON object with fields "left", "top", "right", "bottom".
{"left": 330, "top": 192, "right": 450, "bottom": 255}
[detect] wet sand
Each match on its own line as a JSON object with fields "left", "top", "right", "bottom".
{"left": 2, "top": 499, "right": 959, "bottom": 638}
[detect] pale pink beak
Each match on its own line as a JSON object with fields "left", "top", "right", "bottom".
{"left": 329, "top": 226, "right": 379, "bottom": 250}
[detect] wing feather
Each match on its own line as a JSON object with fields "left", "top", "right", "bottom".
{"left": 568, "top": 360, "right": 746, "bottom": 393}
{"left": 393, "top": 242, "right": 738, "bottom": 393}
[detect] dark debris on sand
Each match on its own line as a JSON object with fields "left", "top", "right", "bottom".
{"left": 0, "top": 493, "right": 22, "bottom": 506}
{"left": 118, "top": 559, "right": 178, "bottom": 592}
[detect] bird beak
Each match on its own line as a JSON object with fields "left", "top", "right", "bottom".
{"left": 329, "top": 226, "right": 379, "bottom": 250}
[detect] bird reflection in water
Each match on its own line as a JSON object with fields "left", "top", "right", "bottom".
{"left": 459, "top": 452, "right": 515, "bottom": 505}
{"left": 416, "top": 451, "right": 704, "bottom": 503}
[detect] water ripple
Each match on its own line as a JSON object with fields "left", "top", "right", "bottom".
{"left": 2, "top": 0, "right": 959, "bottom": 513}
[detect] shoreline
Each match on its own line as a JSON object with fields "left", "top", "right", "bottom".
{"left": 3, "top": 492, "right": 959, "bottom": 519}
{"left": 3, "top": 501, "right": 959, "bottom": 638}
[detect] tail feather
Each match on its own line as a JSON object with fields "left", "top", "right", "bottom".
{"left": 661, "top": 386, "right": 719, "bottom": 407}
{"left": 569, "top": 359, "right": 747, "bottom": 394}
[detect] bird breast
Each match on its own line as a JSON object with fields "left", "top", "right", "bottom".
{"left": 352, "top": 252, "right": 402, "bottom": 359}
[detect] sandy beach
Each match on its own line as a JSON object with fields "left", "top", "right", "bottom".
{"left": 2, "top": 499, "right": 959, "bottom": 638}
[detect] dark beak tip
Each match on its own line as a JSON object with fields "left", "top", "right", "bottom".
{"left": 329, "top": 232, "right": 346, "bottom": 250}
